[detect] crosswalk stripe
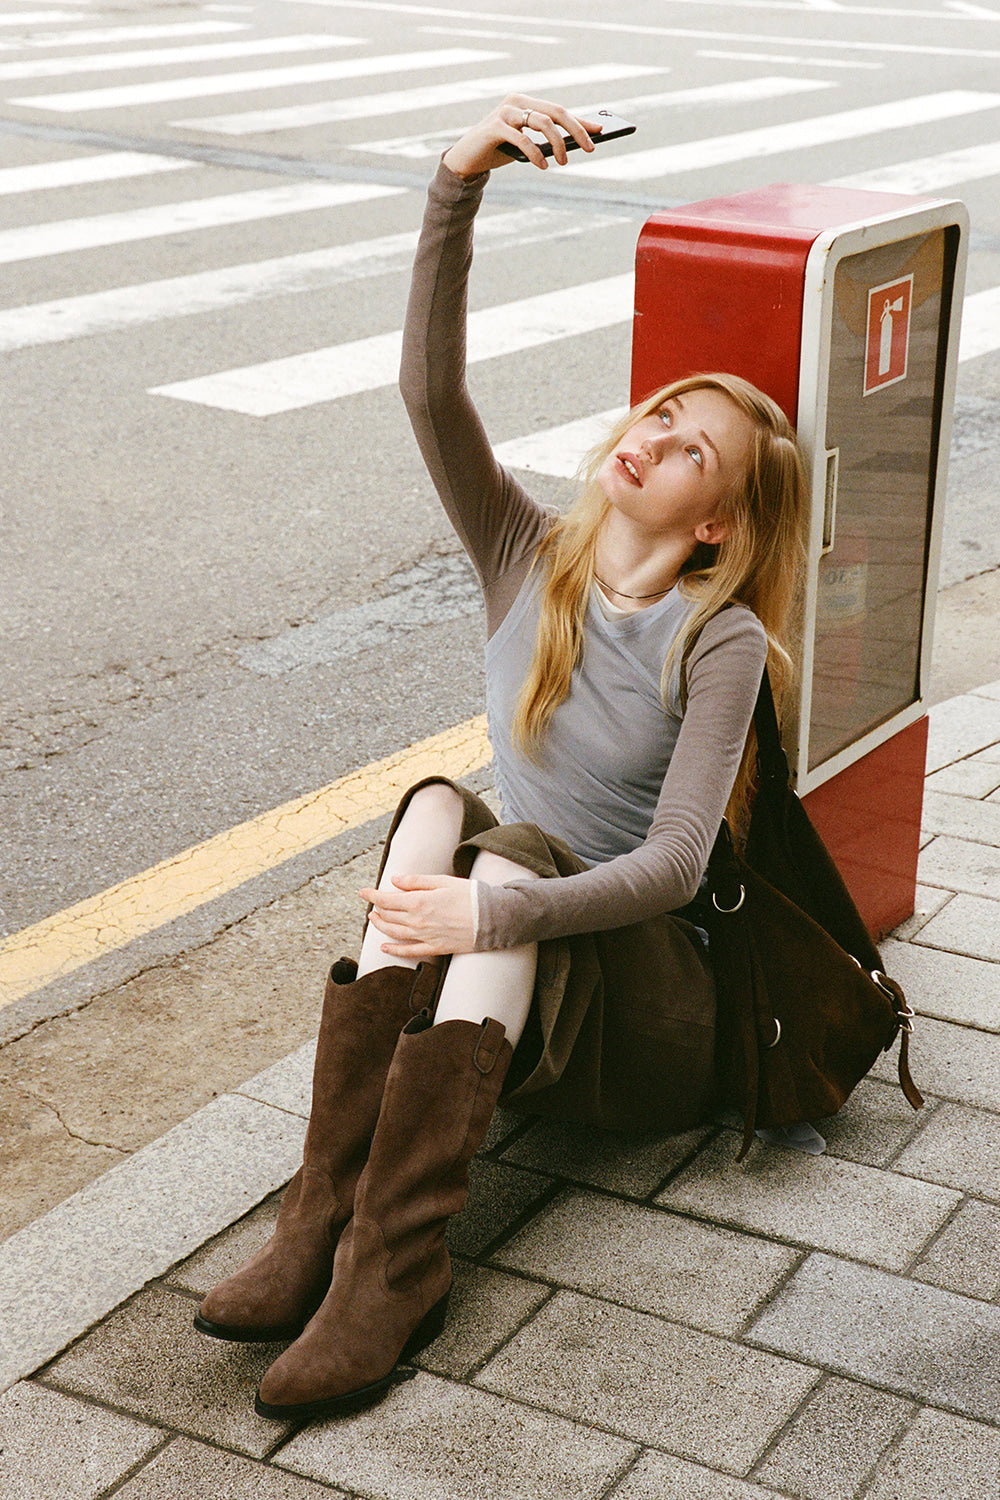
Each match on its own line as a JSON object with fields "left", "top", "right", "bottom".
{"left": 0, "top": 206, "right": 627, "bottom": 352}
{"left": 355, "top": 77, "right": 833, "bottom": 160}
{"left": 11, "top": 45, "right": 503, "bottom": 112}
{"left": 828, "top": 139, "right": 1000, "bottom": 193}
{"left": 0, "top": 32, "right": 361, "bottom": 81}
{"left": 0, "top": 181, "right": 403, "bottom": 266}
{"left": 0, "top": 12, "right": 83, "bottom": 25}
{"left": 571, "top": 90, "right": 1000, "bottom": 180}
{"left": 173, "top": 61, "right": 666, "bottom": 136}
{"left": 150, "top": 275, "right": 634, "bottom": 416}
{"left": 493, "top": 408, "right": 628, "bottom": 478}
{"left": 0, "top": 150, "right": 197, "bottom": 195}
{"left": 959, "top": 286, "right": 1000, "bottom": 363}
{"left": 0, "top": 21, "right": 246, "bottom": 49}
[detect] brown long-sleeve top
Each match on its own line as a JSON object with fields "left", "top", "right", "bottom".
{"left": 399, "top": 160, "right": 768, "bottom": 951}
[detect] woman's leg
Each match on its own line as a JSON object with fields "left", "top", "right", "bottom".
{"left": 432, "top": 848, "right": 540, "bottom": 1048}
{"left": 356, "top": 781, "right": 467, "bottom": 978}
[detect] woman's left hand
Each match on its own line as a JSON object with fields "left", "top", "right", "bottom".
{"left": 359, "top": 874, "right": 476, "bottom": 959}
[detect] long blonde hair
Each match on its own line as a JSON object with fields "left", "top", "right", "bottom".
{"left": 512, "top": 372, "right": 807, "bottom": 833}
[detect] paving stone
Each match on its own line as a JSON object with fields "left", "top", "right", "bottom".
{"left": 820, "top": 1079, "right": 928, "bottom": 1168}
{"left": 476, "top": 1291, "right": 819, "bottom": 1475}
{"left": 879, "top": 938, "right": 1000, "bottom": 1032}
{"left": 864, "top": 1406, "right": 1000, "bottom": 1500}
{"left": 607, "top": 1450, "right": 778, "bottom": 1499}
{"left": 975, "top": 680, "right": 1000, "bottom": 702}
{"left": 276, "top": 1368, "right": 634, "bottom": 1500}
{"left": 918, "top": 835, "right": 1000, "bottom": 903}
{"left": 491, "top": 1189, "right": 799, "bottom": 1336}
{"left": 870, "top": 1015, "right": 1000, "bottom": 1111}
{"left": 44, "top": 1286, "right": 296, "bottom": 1459}
{"left": 0, "top": 1381, "right": 162, "bottom": 1500}
{"left": 235, "top": 1043, "right": 314, "bottom": 1116}
{"left": 749, "top": 1252, "right": 1000, "bottom": 1423}
{"left": 926, "top": 695, "right": 1000, "bottom": 773}
{"left": 924, "top": 760, "right": 1000, "bottom": 798}
{"left": 915, "top": 892, "right": 1000, "bottom": 962}
{"left": 752, "top": 1376, "right": 913, "bottom": 1500}
{"left": 893, "top": 1101, "right": 1000, "bottom": 1200}
{"left": 113, "top": 1437, "right": 346, "bottom": 1498}
{"left": 920, "top": 790, "right": 1000, "bottom": 846}
{"left": 447, "top": 1158, "right": 553, "bottom": 1256}
{"left": 166, "top": 1194, "right": 283, "bottom": 1295}
{"left": 501, "top": 1118, "right": 712, "bottom": 1197}
{"left": 911, "top": 1200, "right": 1000, "bottom": 1301}
{"left": 414, "top": 1262, "right": 551, "bottom": 1380}
{"left": 655, "top": 1133, "right": 957, "bottom": 1271}
{"left": 973, "top": 742, "right": 1000, "bottom": 766}
{"left": 888, "top": 885, "right": 954, "bottom": 941}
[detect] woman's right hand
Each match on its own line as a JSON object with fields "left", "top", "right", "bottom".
{"left": 442, "top": 95, "right": 601, "bottom": 179}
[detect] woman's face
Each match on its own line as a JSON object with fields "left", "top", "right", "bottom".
{"left": 597, "top": 389, "right": 756, "bottom": 546}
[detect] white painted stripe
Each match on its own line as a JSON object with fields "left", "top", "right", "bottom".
{"left": 0, "top": 12, "right": 82, "bottom": 25}
{"left": 0, "top": 206, "right": 626, "bottom": 352}
{"left": 150, "top": 274, "right": 634, "bottom": 416}
{"left": 0, "top": 181, "right": 402, "bottom": 266}
{"left": 493, "top": 407, "right": 628, "bottom": 478}
{"left": 4, "top": 21, "right": 246, "bottom": 48}
{"left": 699, "top": 49, "right": 884, "bottom": 69}
{"left": 354, "top": 77, "right": 833, "bottom": 160}
{"left": 12, "top": 46, "right": 502, "bottom": 112}
{"left": 0, "top": 150, "right": 196, "bottom": 195}
{"left": 0, "top": 32, "right": 360, "bottom": 80}
{"left": 420, "top": 23, "right": 561, "bottom": 42}
{"left": 959, "top": 286, "right": 1000, "bottom": 362}
{"left": 173, "top": 61, "right": 663, "bottom": 135}
{"left": 946, "top": 1, "right": 1000, "bottom": 16}
{"left": 572, "top": 90, "right": 1000, "bottom": 180}
{"left": 828, "top": 139, "right": 1000, "bottom": 193}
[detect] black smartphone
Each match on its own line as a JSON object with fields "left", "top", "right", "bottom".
{"left": 497, "top": 109, "right": 636, "bottom": 163}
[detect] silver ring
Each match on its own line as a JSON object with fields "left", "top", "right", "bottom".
{"left": 521, "top": 109, "right": 531, "bottom": 128}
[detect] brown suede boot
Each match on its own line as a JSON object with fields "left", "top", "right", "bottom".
{"left": 194, "top": 959, "right": 440, "bottom": 1343}
{"left": 254, "top": 1012, "right": 512, "bottom": 1418}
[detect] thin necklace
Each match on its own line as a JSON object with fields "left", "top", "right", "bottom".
{"left": 594, "top": 574, "right": 672, "bottom": 601}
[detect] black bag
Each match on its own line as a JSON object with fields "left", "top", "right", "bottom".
{"left": 700, "top": 669, "right": 923, "bottom": 1160}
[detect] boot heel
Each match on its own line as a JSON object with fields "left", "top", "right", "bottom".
{"left": 401, "top": 1290, "right": 450, "bottom": 1360}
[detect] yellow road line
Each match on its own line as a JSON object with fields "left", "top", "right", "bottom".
{"left": 0, "top": 716, "right": 491, "bottom": 1011}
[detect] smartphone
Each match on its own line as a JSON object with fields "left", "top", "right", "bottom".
{"left": 497, "top": 109, "right": 636, "bottom": 163}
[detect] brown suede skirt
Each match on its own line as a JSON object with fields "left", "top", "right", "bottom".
{"left": 373, "top": 777, "right": 718, "bottom": 1135}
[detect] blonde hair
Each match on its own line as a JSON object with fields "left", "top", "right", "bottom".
{"left": 512, "top": 372, "right": 807, "bottom": 834}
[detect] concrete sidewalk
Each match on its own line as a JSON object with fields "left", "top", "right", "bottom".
{"left": 3, "top": 683, "right": 1000, "bottom": 1499}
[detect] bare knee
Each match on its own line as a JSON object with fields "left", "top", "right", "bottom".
{"left": 470, "top": 848, "right": 540, "bottom": 887}
{"left": 401, "top": 781, "right": 465, "bottom": 825}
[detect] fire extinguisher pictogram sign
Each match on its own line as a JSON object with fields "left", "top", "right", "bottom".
{"left": 864, "top": 274, "right": 913, "bottom": 395}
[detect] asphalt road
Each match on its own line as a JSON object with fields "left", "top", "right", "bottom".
{"left": 2, "top": 0, "right": 999, "bottom": 951}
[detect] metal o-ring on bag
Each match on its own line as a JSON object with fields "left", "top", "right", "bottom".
{"left": 712, "top": 883, "right": 745, "bottom": 913}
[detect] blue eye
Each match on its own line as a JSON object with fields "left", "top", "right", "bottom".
{"left": 688, "top": 446, "right": 704, "bottom": 468}
{"left": 658, "top": 408, "right": 672, "bottom": 427}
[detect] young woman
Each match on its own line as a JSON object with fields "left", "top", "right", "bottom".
{"left": 195, "top": 95, "right": 807, "bottom": 1421}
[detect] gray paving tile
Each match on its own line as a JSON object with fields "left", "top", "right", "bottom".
{"left": 235, "top": 1043, "right": 314, "bottom": 1116}
{"left": 113, "top": 1437, "right": 347, "bottom": 1498}
{"left": 920, "top": 790, "right": 1000, "bottom": 846}
{"left": 915, "top": 892, "right": 1000, "bottom": 962}
{"left": 501, "top": 1119, "right": 713, "bottom": 1198}
{"left": 607, "top": 1450, "right": 778, "bottom": 1499}
{"left": 44, "top": 1286, "right": 296, "bottom": 1459}
{"left": 749, "top": 1252, "right": 1000, "bottom": 1423}
{"left": 655, "top": 1133, "right": 957, "bottom": 1271}
{"left": 894, "top": 1102, "right": 1000, "bottom": 1200}
{"left": 414, "top": 1262, "right": 551, "bottom": 1379}
{"left": 166, "top": 1194, "right": 283, "bottom": 1295}
{"left": 879, "top": 939, "right": 1000, "bottom": 1032}
{"left": 911, "top": 1200, "right": 1000, "bottom": 1301}
{"left": 976, "top": 680, "right": 1000, "bottom": 701}
{"left": 0, "top": 1093, "right": 305, "bottom": 1390}
{"left": 491, "top": 1190, "right": 799, "bottom": 1336}
{"left": 918, "top": 835, "right": 1000, "bottom": 903}
{"left": 752, "top": 1376, "right": 913, "bottom": 1500}
{"left": 276, "top": 1369, "right": 634, "bottom": 1500}
{"left": 870, "top": 1015, "right": 1000, "bottom": 1112}
{"left": 0, "top": 1381, "right": 162, "bottom": 1500}
{"left": 926, "top": 695, "right": 1000, "bottom": 773}
{"left": 449, "top": 1158, "right": 553, "bottom": 1256}
{"left": 973, "top": 743, "right": 1000, "bottom": 766}
{"left": 924, "top": 761, "right": 1000, "bottom": 798}
{"left": 820, "top": 1079, "right": 928, "bottom": 1169}
{"left": 889, "top": 885, "right": 954, "bottom": 941}
{"left": 864, "top": 1407, "right": 1000, "bottom": 1500}
{"left": 476, "top": 1290, "right": 819, "bottom": 1474}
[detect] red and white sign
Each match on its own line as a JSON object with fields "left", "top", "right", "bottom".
{"left": 864, "top": 274, "right": 913, "bottom": 395}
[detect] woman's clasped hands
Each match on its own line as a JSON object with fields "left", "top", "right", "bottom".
{"left": 359, "top": 874, "right": 477, "bottom": 960}
{"left": 442, "top": 94, "right": 603, "bottom": 179}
